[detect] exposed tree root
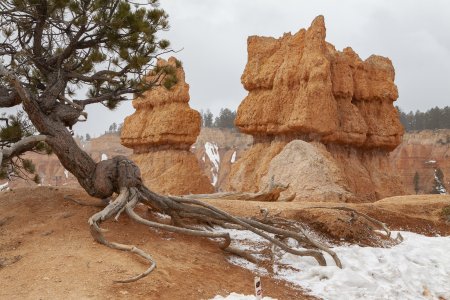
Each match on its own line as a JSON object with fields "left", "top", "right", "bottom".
{"left": 88, "top": 188, "right": 157, "bottom": 283}
{"left": 85, "top": 185, "right": 398, "bottom": 283}
{"left": 182, "top": 181, "right": 293, "bottom": 202}
{"left": 307, "top": 206, "right": 391, "bottom": 237}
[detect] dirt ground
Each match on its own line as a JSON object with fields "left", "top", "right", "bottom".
{"left": 1, "top": 187, "right": 449, "bottom": 300}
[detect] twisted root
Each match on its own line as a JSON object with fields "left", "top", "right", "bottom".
{"left": 88, "top": 186, "right": 395, "bottom": 283}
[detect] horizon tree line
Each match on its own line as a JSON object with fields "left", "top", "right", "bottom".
{"left": 396, "top": 106, "right": 450, "bottom": 132}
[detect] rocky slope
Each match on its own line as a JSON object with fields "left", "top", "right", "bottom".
{"left": 226, "top": 15, "right": 405, "bottom": 202}
{"left": 120, "top": 57, "right": 213, "bottom": 195}
{"left": 390, "top": 129, "right": 450, "bottom": 194}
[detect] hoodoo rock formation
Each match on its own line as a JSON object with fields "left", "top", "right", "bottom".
{"left": 121, "top": 57, "right": 214, "bottom": 195}
{"left": 227, "top": 16, "right": 405, "bottom": 202}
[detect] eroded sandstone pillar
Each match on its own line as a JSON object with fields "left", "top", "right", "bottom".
{"left": 121, "top": 57, "right": 214, "bottom": 195}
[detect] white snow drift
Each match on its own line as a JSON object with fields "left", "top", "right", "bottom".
{"left": 205, "top": 142, "right": 220, "bottom": 186}
{"left": 213, "top": 229, "right": 450, "bottom": 300}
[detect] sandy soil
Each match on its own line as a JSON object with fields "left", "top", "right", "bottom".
{"left": 1, "top": 187, "right": 449, "bottom": 299}
{"left": 0, "top": 187, "right": 314, "bottom": 300}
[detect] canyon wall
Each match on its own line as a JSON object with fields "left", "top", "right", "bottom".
{"left": 390, "top": 130, "right": 450, "bottom": 194}
{"left": 120, "top": 57, "right": 214, "bottom": 195}
{"left": 5, "top": 128, "right": 447, "bottom": 198}
{"left": 193, "top": 127, "right": 252, "bottom": 190}
{"left": 226, "top": 15, "right": 405, "bottom": 202}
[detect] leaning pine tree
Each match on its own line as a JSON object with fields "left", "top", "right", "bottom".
{"left": 0, "top": 0, "right": 394, "bottom": 283}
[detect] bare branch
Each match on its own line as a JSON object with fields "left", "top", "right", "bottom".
{"left": 0, "top": 135, "right": 47, "bottom": 165}
{"left": 1, "top": 135, "right": 47, "bottom": 165}
{"left": 307, "top": 206, "right": 391, "bottom": 237}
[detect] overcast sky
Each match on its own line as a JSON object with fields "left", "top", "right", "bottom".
{"left": 33, "top": 1, "right": 450, "bottom": 136}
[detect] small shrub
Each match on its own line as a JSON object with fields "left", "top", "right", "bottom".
{"left": 441, "top": 205, "right": 450, "bottom": 221}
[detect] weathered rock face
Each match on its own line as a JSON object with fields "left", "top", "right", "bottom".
{"left": 260, "top": 141, "right": 354, "bottom": 202}
{"left": 228, "top": 16, "right": 405, "bottom": 202}
{"left": 236, "top": 16, "right": 402, "bottom": 149}
{"left": 390, "top": 130, "right": 450, "bottom": 195}
{"left": 226, "top": 141, "right": 286, "bottom": 192}
{"left": 121, "top": 57, "right": 201, "bottom": 153}
{"left": 121, "top": 57, "right": 214, "bottom": 194}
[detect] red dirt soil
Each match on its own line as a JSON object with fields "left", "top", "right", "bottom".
{"left": 1, "top": 187, "right": 449, "bottom": 299}
{"left": 0, "top": 187, "right": 315, "bottom": 300}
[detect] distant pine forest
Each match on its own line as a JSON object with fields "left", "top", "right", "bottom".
{"left": 396, "top": 106, "right": 450, "bottom": 132}
{"left": 97, "top": 106, "right": 450, "bottom": 139}
{"left": 201, "top": 106, "right": 450, "bottom": 132}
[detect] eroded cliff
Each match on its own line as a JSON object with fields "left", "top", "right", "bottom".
{"left": 390, "top": 130, "right": 449, "bottom": 194}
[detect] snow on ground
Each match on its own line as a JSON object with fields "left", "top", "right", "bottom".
{"left": 215, "top": 228, "right": 450, "bottom": 300}
{"left": 0, "top": 182, "right": 9, "bottom": 191}
{"left": 205, "top": 142, "right": 220, "bottom": 186}
{"left": 211, "top": 293, "right": 277, "bottom": 300}
{"left": 101, "top": 153, "right": 108, "bottom": 161}
{"left": 64, "top": 170, "right": 69, "bottom": 179}
{"left": 231, "top": 151, "right": 237, "bottom": 163}
{"left": 434, "top": 169, "right": 447, "bottom": 194}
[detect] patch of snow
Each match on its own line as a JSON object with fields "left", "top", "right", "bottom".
{"left": 0, "top": 182, "right": 9, "bottom": 191}
{"left": 211, "top": 293, "right": 277, "bottom": 300}
{"left": 231, "top": 151, "right": 237, "bottom": 163}
{"left": 205, "top": 142, "right": 220, "bottom": 169}
{"left": 101, "top": 153, "right": 108, "bottom": 161}
{"left": 210, "top": 167, "right": 218, "bottom": 186}
{"left": 221, "top": 228, "right": 450, "bottom": 300}
{"left": 202, "top": 154, "right": 206, "bottom": 162}
{"left": 434, "top": 169, "right": 447, "bottom": 194}
{"left": 205, "top": 142, "right": 220, "bottom": 186}
{"left": 64, "top": 170, "right": 69, "bottom": 179}
{"left": 425, "top": 160, "right": 436, "bottom": 164}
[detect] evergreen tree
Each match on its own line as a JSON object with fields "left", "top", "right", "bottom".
{"left": 413, "top": 171, "right": 420, "bottom": 194}
{"left": 397, "top": 106, "right": 450, "bottom": 132}
{"left": 0, "top": 111, "right": 49, "bottom": 181}
{"left": 213, "top": 108, "right": 236, "bottom": 129}
{"left": 203, "top": 109, "right": 214, "bottom": 127}
{"left": 0, "top": 0, "right": 327, "bottom": 284}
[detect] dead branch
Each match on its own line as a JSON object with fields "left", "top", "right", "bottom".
{"left": 85, "top": 184, "right": 353, "bottom": 283}
{"left": 182, "top": 183, "right": 292, "bottom": 202}
{"left": 307, "top": 206, "right": 391, "bottom": 237}
{"left": 88, "top": 188, "right": 157, "bottom": 283}
{"left": 0, "top": 135, "right": 47, "bottom": 166}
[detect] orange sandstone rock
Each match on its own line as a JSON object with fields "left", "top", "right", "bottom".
{"left": 228, "top": 16, "right": 405, "bottom": 201}
{"left": 236, "top": 15, "right": 403, "bottom": 150}
{"left": 121, "top": 57, "right": 201, "bottom": 153}
{"left": 121, "top": 57, "right": 213, "bottom": 194}
{"left": 131, "top": 150, "right": 214, "bottom": 195}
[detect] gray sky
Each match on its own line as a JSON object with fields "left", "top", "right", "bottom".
{"left": 9, "top": 0, "right": 450, "bottom": 136}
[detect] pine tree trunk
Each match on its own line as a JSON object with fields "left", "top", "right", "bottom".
{"left": 21, "top": 95, "right": 132, "bottom": 199}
